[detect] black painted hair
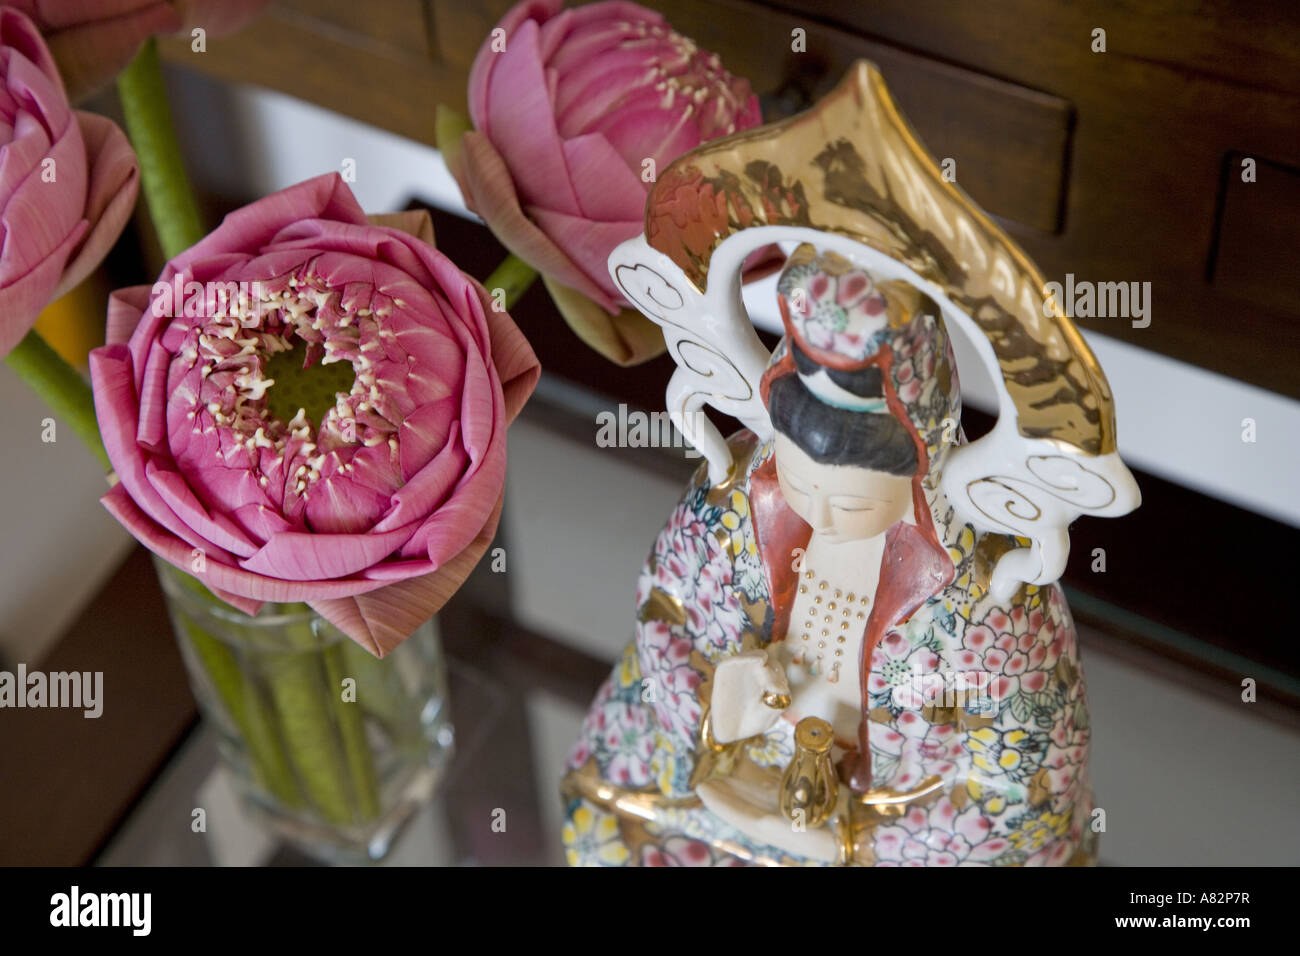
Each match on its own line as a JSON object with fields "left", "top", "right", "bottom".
{"left": 791, "top": 342, "right": 884, "bottom": 399}
{"left": 767, "top": 370, "right": 918, "bottom": 475}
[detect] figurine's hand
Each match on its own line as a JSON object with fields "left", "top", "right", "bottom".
{"left": 709, "top": 650, "right": 791, "bottom": 745}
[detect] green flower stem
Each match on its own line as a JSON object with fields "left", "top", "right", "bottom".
{"left": 323, "top": 643, "right": 382, "bottom": 821}
{"left": 4, "top": 330, "right": 109, "bottom": 470}
{"left": 268, "top": 618, "right": 355, "bottom": 827}
{"left": 341, "top": 639, "right": 403, "bottom": 734}
{"left": 163, "top": 566, "right": 302, "bottom": 808}
{"left": 178, "top": 615, "right": 301, "bottom": 807}
{"left": 116, "top": 38, "right": 205, "bottom": 258}
{"left": 484, "top": 254, "right": 538, "bottom": 312}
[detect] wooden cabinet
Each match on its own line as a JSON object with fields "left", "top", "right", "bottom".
{"left": 163, "top": 0, "right": 1300, "bottom": 397}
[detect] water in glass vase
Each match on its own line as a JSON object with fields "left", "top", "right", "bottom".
{"left": 153, "top": 557, "right": 453, "bottom": 863}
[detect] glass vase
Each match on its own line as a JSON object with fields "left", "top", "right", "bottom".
{"left": 154, "top": 557, "right": 454, "bottom": 863}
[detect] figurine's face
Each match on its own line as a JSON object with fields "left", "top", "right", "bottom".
{"left": 774, "top": 433, "right": 913, "bottom": 542}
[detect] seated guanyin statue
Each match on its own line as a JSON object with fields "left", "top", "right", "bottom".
{"left": 561, "top": 63, "right": 1140, "bottom": 866}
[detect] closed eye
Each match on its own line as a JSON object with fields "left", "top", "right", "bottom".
{"left": 831, "top": 497, "right": 881, "bottom": 512}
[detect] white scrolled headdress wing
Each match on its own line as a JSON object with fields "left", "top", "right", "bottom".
{"left": 609, "top": 62, "right": 1139, "bottom": 601}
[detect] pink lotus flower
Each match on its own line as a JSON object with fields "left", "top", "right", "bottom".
{"left": 0, "top": 8, "right": 138, "bottom": 358}
{"left": 444, "top": 0, "right": 762, "bottom": 365}
{"left": 5, "top": 0, "right": 269, "bottom": 101}
{"left": 90, "top": 173, "right": 541, "bottom": 656}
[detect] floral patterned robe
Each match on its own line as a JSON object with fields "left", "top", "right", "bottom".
{"left": 562, "top": 430, "right": 1096, "bottom": 867}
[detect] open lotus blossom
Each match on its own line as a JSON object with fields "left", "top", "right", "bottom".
{"left": 5, "top": 0, "right": 269, "bottom": 101}
{"left": 0, "top": 8, "right": 139, "bottom": 358}
{"left": 90, "top": 173, "right": 541, "bottom": 656}
{"left": 442, "top": 0, "right": 764, "bottom": 365}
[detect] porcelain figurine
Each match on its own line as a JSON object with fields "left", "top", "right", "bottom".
{"left": 561, "top": 63, "right": 1140, "bottom": 866}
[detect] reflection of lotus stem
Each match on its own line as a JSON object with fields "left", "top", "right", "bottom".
{"left": 484, "top": 254, "right": 538, "bottom": 311}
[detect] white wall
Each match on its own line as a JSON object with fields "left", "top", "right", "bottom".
{"left": 0, "top": 366, "right": 132, "bottom": 662}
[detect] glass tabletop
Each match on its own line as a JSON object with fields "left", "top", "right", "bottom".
{"left": 11, "top": 385, "right": 1300, "bottom": 868}
{"left": 95, "top": 603, "right": 1300, "bottom": 868}
{"left": 100, "top": 641, "right": 582, "bottom": 867}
